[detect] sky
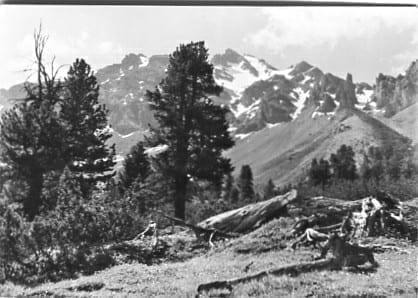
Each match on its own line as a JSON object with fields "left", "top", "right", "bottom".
{"left": 0, "top": 3, "right": 417, "bottom": 89}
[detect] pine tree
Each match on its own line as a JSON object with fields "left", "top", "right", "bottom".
{"left": 0, "top": 28, "right": 64, "bottom": 220}
{"left": 145, "top": 41, "right": 234, "bottom": 219}
{"left": 118, "top": 141, "right": 150, "bottom": 195}
{"left": 263, "top": 179, "right": 276, "bottom": 200}
{"left": 230, "top": 187, "right": 239, "bottom": 204}
{"left": 221, "top": 173, "right": 234, "bottom": 201}
{"left": 61, "top": 58, "right": 116, "bottom": 194}
{"left": 309, "top": 158, "right": 320, "bottom": 185}
{"left": 330, "top": 145, "right": 357, "bottom": 180}
{"left": 364, "top": 146, "right": 384, "bottom": 183}
{"left": 310, "top": 158, "right": 331, "bottom": 188}
{"left": 237, "top": 165, "right": 255, "bottom": 203}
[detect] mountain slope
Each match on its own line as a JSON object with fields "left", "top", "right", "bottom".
{"left": 95, "top": 54, "right": 168, "bottom": 134}
{"left": 225, "top": 105, "right": 410, "bottom": 186}
{"left": 372, "top": 102, "right": 418, "bottom": 144}
{"left": 0, "top": 83, "right": 27, "bottom": 112}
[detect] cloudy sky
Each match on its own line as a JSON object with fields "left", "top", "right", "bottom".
{"left": 0, "top": 3, "right": 417, "bottom": 89}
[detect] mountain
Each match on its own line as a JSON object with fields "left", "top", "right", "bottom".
{"left": 358, "top": 60, "right": 418, "bottom": 145}
{"left": 0, "top": 50, "right": 389, "bottom": 140}
{"left": 209, "top": 49, "right": 377, "bottom": 137}
{"left": 78, "top": 49, "right": 377, "bottom": 138}
{"left": 0, "top": 83, "right": 27, "bottom": 112}
{"left": 0, "top": 50, "right": 416, "bottom": 186}
{"left": 373, "top": 60, "right": 418, "bottom": 117}
{"left": 95, "top": 53, "right": 416, "bottom": 186}
{"left": 95, "top": 53, "right": 168, "bottom": 135}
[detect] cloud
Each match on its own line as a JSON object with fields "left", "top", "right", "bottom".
{"left": 11, "top": 32, "right": 125, "bottom": 83}
{"left": 246, "top": 7, "right": 418, "bottom": 52}
{"left": 98, "top": 41, "right": 124, "bottom": 56}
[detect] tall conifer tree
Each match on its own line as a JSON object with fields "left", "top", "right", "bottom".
{"left": 145, "top": 41, "right": 234, "bottom": 219}
{"left": 330, "top": 145, "right": 357, "bottom": 180}
{"left": 61, "top": 58, "right": 116, "bottom": 194}
{"left": 118, "top": 141, "right": 150, "bottom": 195}
{"left": 237, "top": 165, "right": 255, "bottom": 203}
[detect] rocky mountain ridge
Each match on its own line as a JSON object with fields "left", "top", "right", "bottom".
{"left": 0, "top": 51, "right": 416, "bottom": 153}
{"left": 373, "top": 60, "right": 418, "bottom": 117}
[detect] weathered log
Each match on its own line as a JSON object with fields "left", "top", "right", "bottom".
{"left": 198, "top": 189, "right": 298, "bottom": 234}
{"left": 196, "top": 258, "right": 334, "bottom": 295}
{"left": 155, "top": 211, "right": 241, "bottom": 240}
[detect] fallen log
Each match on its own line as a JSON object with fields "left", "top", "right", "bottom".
{"left": 198, "top": 232, "right": 379, "bottom": 295}
{"left": 315, "top": 223, "right": 342, "bottom": 233}
{"left": 198, "top": 189, "right": 298, "bottom": 234}
{"left": 369, "top": 244, "right": 412, "bottom": 254}
{"left": 196, "top": 258, "right": 334, "bottom": 295}
{"left": 155, "top": 211, "right": 241, "bottom": 241}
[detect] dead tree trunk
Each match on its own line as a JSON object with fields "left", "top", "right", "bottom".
{"left": 198, "top": 190, "right": 297, "bottom": 233}
{"left": 196, "top": 258, "right": 334, "bottom": 295}
{"left": 155, "top": 211, "right": 241, "bottom": 241}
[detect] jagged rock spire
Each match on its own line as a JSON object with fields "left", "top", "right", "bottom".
{"left": 337, "top": 73, "right": 358, "bottom": 109}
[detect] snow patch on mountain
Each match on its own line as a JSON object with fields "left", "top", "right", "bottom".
{"left": 301, "top": 75, "right": 312, "bottom": 84}
{"left": 272, "top": 67, "right": 294, "bottom": 80}
{"left": 236, "top": 132, "right": 252, "bottom": 139}
{"left": 139, "top": 55, "right": 149, "bottom": 68}
{"left": 234, "top": 99, "right": 261, "bottom": 118}
{"left": 243, "top": 54, "right": 275, "bottom": 80}
{"left": 327, "top": 92, "right": 336, "bottom": 99}
{"left": 266, "top": 122, "right": 281, "bottom": 128}
{"left": 100, "top": 79, "right": 110, "bottom": 85}
{"left": 120, "top": 132, "right": 134, "bottom": 139}
{"left": 355, "top": 89, "right": 374, "bottom": 110}
{"left": 292, "top": 87, "right": 310, "bottom": 119}
{"left": 312, "top": 110, "right": 336, "bottom": 119}
{"left": 357, "top": 89, "right": 373, "bottom": 104}
{"left": 215, "top": 61, "right": 259, "bottom": 94}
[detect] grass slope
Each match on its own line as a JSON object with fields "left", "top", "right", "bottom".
{"left": 4, "top": 215, "right": 417, "bottom": 297}
{"left": 374, "top": 102, "right": 418, "bottom": 144}
{"left": 226, "top": 106, "right": 409, "bottom": 185}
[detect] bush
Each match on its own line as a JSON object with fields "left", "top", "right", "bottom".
{"left": 186, "top": 187, "right": 227, "bottom": 224}
{"left": 297, "top": 176, "right": 418, "bottom": 201}
{"left": 0, "top": 170, "right": 145, "bottom": 284}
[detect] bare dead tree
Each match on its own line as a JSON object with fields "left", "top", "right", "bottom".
{"left": 25, "top": 23, "right": 64, "bottom": 107}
